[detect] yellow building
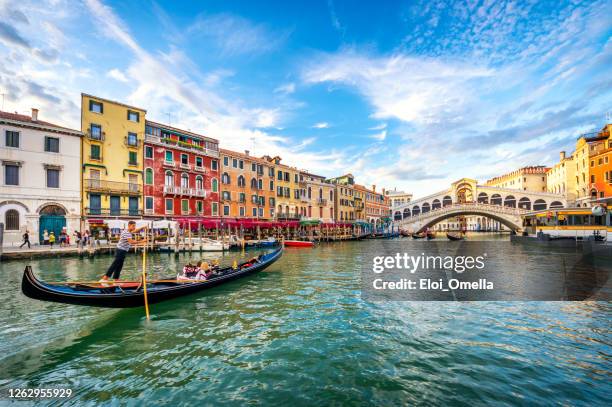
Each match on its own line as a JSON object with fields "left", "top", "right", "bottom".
{"left": 81, "top": 94, "right": 146, "bottom": 219}
{"left": 573, "top": 125, "right": 611, "bottom": 206}
{"left": 328, "top": 174, "right": 355, "bottom": 222}
{"left": 299, "top": 171, "right": 335, "bottom": 222}
{"left": 485, "top": 166, "right": 548, "bottom": 192}
{"left": 546, "top": 151, "right": 576, "bottom": 204}
{"left": 353, "top": 184, "right": 367, "bottom": 220}
{"left": 263, "top": 155, "right": 301, "bottom": 220}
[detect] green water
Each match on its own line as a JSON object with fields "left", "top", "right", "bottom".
{"left": 0, "top": 240, "right": 610, "bottom": 405}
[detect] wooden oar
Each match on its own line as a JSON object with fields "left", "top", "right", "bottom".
{"left": 142, "top": 231, "right": 150, "bottom": 320}
{"left": 46, "top": 279, "right": 207, "bottom": 285}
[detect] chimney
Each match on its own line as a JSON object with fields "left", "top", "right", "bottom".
{"left": 245, "top": 150, "right": 250, "bottom": 156}
{"left": 31, "top": 108, "right": 38, "bottom": 122}
{"left": 372, "top": 184, "right": 376, "bottom": 192}
{"left": 559, "top": 151, "right": 566, "bottom": 161}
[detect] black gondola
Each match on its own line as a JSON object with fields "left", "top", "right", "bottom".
{"left": 22, "top": 247, "right": 283, "bottom": 308}
{"left": 446, "top": 232, "right": 465, "bottom": 241}
{"left": 412, "top": 233, "right": 426, "bottom": 239}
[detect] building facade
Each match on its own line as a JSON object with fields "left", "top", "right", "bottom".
{"left": 299, "top": 172, "right": 335, "bottom": 222}
{"left": 263, "top": 156, "right": 301, "bottom": 220}
{"left": 328, "top": 174, "right": 356, "bottom": 222}
{"left": 384, "top": 189, "right": 413, "bottom": 208}
{"left": 546, "top": 151, "right": 576, "bottom": 204}
{"left": 144, "top": 121, "right": 219, "bottom": 218}
{"left": 364, "top": 185, "right": 390, "bottom": 225}
{"left": 354, "top": 184, "right": 367, "bottom": 221}
{"left": 219, "top": 149, "right": 275, "bottom": 219}
{"left": 574, "top": 125, "right": 611, "bottom": 206}
{"left": 1, "top": 109, "right": 82, "bottom": 246}
{"left": 81, "top": 94, "right": 146, "bottom": 220}
{"left": 485, "top": 166, "right": 549, "bottom": 192}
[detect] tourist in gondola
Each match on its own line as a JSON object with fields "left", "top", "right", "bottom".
{"left": 99, "top": 221, "right": 146, "bottom": 283}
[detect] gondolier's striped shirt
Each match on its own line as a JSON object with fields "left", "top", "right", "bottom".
{"left": 117, "top": 230, "right": 132, "bottom": 251}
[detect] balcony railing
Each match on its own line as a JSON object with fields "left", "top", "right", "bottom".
{"left": 162, "top": 185, "right": 206, "bottom": 197}
{"left": 144, "top": 134, "right": 220, "bottom": 157}
{"left": 86, "top": 129, "right": 105, "bottom": 141}
{"left": 84, "top": 207, "right": 143, "bottom": 216}
{"left": 179, "top": 162, "right": 192, "bottom": 170}
{"left": 194, "top": 166, "right": 207, "bottom": 173}
{"left": 317, "top": 198, "right": 328, "bottom": 206}
{"left": 84, "top": 179, "right": 141, "bottom": 195}
{"left": 276, "top": 213, "right": 301, "bottom": 220}
{"left": 163, "top": 185, "right": 182, "bottom": 195}
{"left": 163, "top": 160, "right": 176, "bottom": 168}
{"left": 124, "top": 137, "right": 141, "bottom": 148}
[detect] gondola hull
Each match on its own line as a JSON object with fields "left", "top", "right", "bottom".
{"left": 22, "top": 247, "right": 283, "bottom": 308}
{"left": 446, "top": 233, "right": 465, "bottom": 241}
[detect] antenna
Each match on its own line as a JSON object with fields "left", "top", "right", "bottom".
{"left": 164, "top": 111, "right": 173, "bottom": 125}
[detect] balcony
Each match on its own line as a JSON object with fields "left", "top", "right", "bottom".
{"left": 124, "top": 137, "right": 141, "bottom": 148}
{"left": 86, "top": 129, "right": 105, "bottom": 141}
{"left": 194, "top": 166, "right": 207, "bottom": 173}
{"left": 276, "top": 212, "right": 301, "bottom": 220}
{"left": 144, "top": 208, "right": 154, "bottom": 215}
{"left": 127, "top": 161, "right": 139, "bottom": 167}
{"left": 163, "top": 185, "right": 182, "bottom": 195}
{"left": 317, "top": 198, "right": 328, "bottom": 206}
{"left": 163, "top": 160, "right": 176, "bottom": 168}
{"left": 300, "top": 196, "right": 310, "bottom": 203}
{"left": 84, "top": 179, "right": 141, "bottom": 195}
{"left": 179, "top": 162, "right": 192, "bottom": 170}
{"left": 144, "top": 134, "right": 220, "bottom": 158}
{"left": 84, "top": 207, "right": 143, "bottom": 216}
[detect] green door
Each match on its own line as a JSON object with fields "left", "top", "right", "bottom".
{"left": 39, "top": 215, "right": 66, "bottom": 243}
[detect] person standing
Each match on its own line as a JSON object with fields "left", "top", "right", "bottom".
{"left": 99, "top": 221, "right": 145, "bottom": 282}
{"left": 49, "top": 232, "right": 55, "bottom": 248}
{"left": 20, "top": 231, "right": 31, "bottom": 249}
{"left": 43, "top": 230, "right": 49, "bottom": 245}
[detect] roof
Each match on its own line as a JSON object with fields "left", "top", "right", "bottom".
{"left": 81, "top": 93, "right": 147, "bottom": 113}
{"left": 0, "top": 111, "right": 81, "bottom": 136}
{"left": 219, "top": 148, "right": 270, "bottom": 164}
{"left": 146, "top": 120, "right": 218, "bottom": 143}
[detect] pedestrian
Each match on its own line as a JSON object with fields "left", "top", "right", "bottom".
{"left": 83, "top": 230, "right": 90, "bottom": 246}
{"left": 59, "top": 231, "right": 66, "bottom": 247}
{"left": 49, "top": 232, "right": 56, "bottom": 248}
{"left": 20, "top": 230, "right": 31, "bottom": 249}
{"left": 43, "top": 229, "right": 49, "bottom": 245}
{"left": 74, "top": 230, "right": 82, "bottom": 247}
{"left": 99, "top": 221, "right": 146, "bottom": 283}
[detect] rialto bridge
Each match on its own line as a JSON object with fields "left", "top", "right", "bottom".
{"left": 393, "top": 178, "right": 566, "bottom": 232}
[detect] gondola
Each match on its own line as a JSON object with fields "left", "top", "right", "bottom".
{"left": 446, "top": 232, "right": 465, "bottom": 241}
{"left": 412, "top": 233, "right": 426, "bottom": 239}
{"left": 21, "top": 247, "right": 283, "bottom": 308}
{"left": 426, "top": 232, "right": 436, "bottom": 240}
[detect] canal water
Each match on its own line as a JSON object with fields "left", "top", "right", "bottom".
{"left": 0, "top": 238, "right": 610, "bottom": 405}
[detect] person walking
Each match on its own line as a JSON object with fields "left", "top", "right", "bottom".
{"left": 99, "top": 221, "right": 145, "bottom": 283}
{"left": 20, "top": 231, "right": 31, "bottom": 249}
{"left": 49, "top": 232, "right": 56, "bottom": 248}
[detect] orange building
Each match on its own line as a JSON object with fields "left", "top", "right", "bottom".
{"left": 364, "top": 184, "right": 391, "bottom": 225}
{"left": 589, "top": 124, "right": 612, "bottom": 204}
{"left": 219, "top": 149, "right": 276, "bottom": 219}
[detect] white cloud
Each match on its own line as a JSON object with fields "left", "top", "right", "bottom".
{"left": 369, "top": 123, "right": 387, "bottom": 130}
{"left": 274, "top": 82, "right": 295, "bottom": 94}
{"left": 106, "top": 68, "right": 128, "bottom": 82}
{"left": 312, "top": 122, "right": 329, "bottom": 129}
{"left": 370, "top": 130, "right": 386, "bottom": 141}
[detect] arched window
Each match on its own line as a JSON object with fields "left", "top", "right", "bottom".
{"left": 518, "top": 197, "right": 531, "bottom": 210}
{"left": 308, "top": 187, "right": 312, "bottom": 199}
{"left": 165, "top": 171, "right": 174, "bottom": 186}
{"left": 330, "top": 190, "right": 334, "bottom": 201}
{"left": 250, "top": 178, "right": 257, "bottom": 189}
{"left": 550, "top": 201, "right": 563, "bottom": 209}
{"left": 490, "top": 194, "right": 502, "bottom": 205}
{"left": 211, "top": 178, "right": 218, "bottom": 192}
{"left": 432, "top": 199, "right": 441, "bottom": 209}
{"left": 477, "top": 192, "right": 488, "bottom": 204}
{"left": 442, "top": 196, "right": 452, "bottom": 206}
{"left": 145, "top": 168, "right": 153, "bottom": 185}
{"left": 412, "top": 205, "right": 420, "bottom": 216}
{"left": 258, "top": 179, "right": 263, "bottom": 190}
{"left": 221, "top": 172, "right": 230, "bottom": 184}
{"left": 5, "top": 209, "right": 19, "bottom": 230}
{"left": 394, "top": 211, "right": 402, "bottom": 221}
{"left": 533, "top": 199, "right": 547, "bottom": 211}
{"left": 504, "top": 195, "right": 516, "bottom": 208}
{"left": 181, "top": 173, "right": 189, "bottom": 188}
{"left": 421, "top": 202, "right": 430, "bottom": 213}
{"left": 403, "top": 208, "right": 410, "bottom": 218}
{"left": 237, "top": 175, "right": 245, "bottom": 187}
{"left": 195, "top": 175, "right": 203, "bottom": 190}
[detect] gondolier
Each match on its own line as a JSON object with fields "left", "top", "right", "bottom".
{"left": 100, "top": 221, "right": 145, "bottom": 283}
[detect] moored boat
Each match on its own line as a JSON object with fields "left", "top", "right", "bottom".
{"left": 283, "top": 240, "right": 314, "bottom": 247}
{"left": 21, "top": 247, "right": 283, "bottom": 308}
{"left": 446, "top": 232, "right": 465, "bottom": 241}
{"left": 412, "top": 233, "right": 426, "bottom": 239}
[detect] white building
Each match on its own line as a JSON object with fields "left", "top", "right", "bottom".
{"left": 1, "top": 109, "right": 82, "bottom": 246}
{"left": 384, "top": 188, "right": 413, "bottom": 208}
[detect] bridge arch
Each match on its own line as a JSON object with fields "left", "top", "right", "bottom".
{"left": 394, "top": 211, "right": 402, "bottom": 221}
{"left": 416, "top": 210, "right": 522, "bottom": 232}
{"left": 442, "top": 196, "right": 452, "bottom": 206}
{"left": 422, "top": 202, "right": 430, "bottom": 213}
{"left": 477, "top": 192, "right": 488, "bottom": 204}
{"left": 518, "top": 197, "right": 531, "bottom": 210}
{"left": 504, "top": 195, "right": 516, "bottom": 207}
{"left": 550, "top": 201, "right": 563, "bottom": 208}
{"left": 432, "top": 199, "right": 441, "bottom": 210}
{"left": 403, "top": 208, "right": 410, "bottom": 218}
{"left": 412, "top": 205, "right": 420, "bottom": 216}
{"left": 533, "top": 199, "right": 547, "bottom": 210}
{"left": 491, "top": 194, "right": 502, "bottom": 205}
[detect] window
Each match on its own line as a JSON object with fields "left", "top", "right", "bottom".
{"left": 181, "top": 199, "right": 189, "bottom": 213}
{"left": 165, "top": 171, "right": 174, "bottom": 186}
{"left": 277, "top": 171, "right": 283, "bottom": 181}
{"left": 270, "top": 180, "right": 274, "bottom": 191}
{"left": 251, "top": 178, "right": 257, "bottom": 189}
{"left": 239, "top": 206, "right": 245, "bottom": 217}
{"left": 4, "top": 164, "right": 19, "bottom": 185}
{"left": 212, "top": 202, "right": 218, "bottom": 216}
{"left": 127, "top": 110, "right": 139, "bottom": 122}
{"left": 222, "top": 191, "right": 231, "bottom": 201}
{"left": 223, "top": 156, "right": 229, "bottom": 166}
{"left": 5, "top": 131, "right": 19, "bottom": 148}
{"left": 145, "top": 168, "right": 153, "bottom": 185}
{"left": 5, "top": 209, "right": 19, "bottom": 230}
{"left": 165, "top": 198, "right": 173, "bottom": 213}
{"left": 252, "top": 163, "right": 256, "bottom": 171}
{"left": 212, "top": 178, "right": 218, "bottom": 192}
{"left": 181, "top": 173, "right": 189, "bottom": 188}
{"left": 258, "top": 179, "right": 263, "bottom": 190}
{"left": 46, "top": 168, "right": 59, "bottom": 188}
{"left": 269, "top": 197, "right": 275, "bottom": 206}
{"left": 90, "top": 144, "right": 101, "bottom": 160}
{"left": 196, "top": 201, "right": 203, "bottom": 214}
{"left": 252, "top": 208, "right": 257, "bottom": 217}
{"left": 269, "top": 167, "right": 274, "bottom": 177}
{"left": 145, "top": 196, "right": 153, "bottom": 211}
{"left": 284, "top": 173, "right": 289, "bottom": 182}
{"left": 43, "top": 136, "right": 60, "bottom": 153}
{"left": 294, "top": 174, "right": 298, "bottom": 183}
{"left": 127, "top": 132, "right": 138, "bottom": 146}
{"left": 196, "top": 176, "right": 203, "bottom": 190}
{"left": 222, "top": 173, "right": 230, "bottom": 184}
{"left": 239, "top": 192, "right": 245, "bottom": 202}
{"left": 259, "top": 208, "right": 263, "bottom": 217}
{"left": 128, "top": 151, "right": 138, "bottom": 165}
{"left": 181, "top": 154, "right": 188, "bottom": 165}
{"left": 145, "top": 146, "right": 153, "bottom": 159}
{"left": 211, "top": 160, "right": 218, "bottom": 171}
{"left": 223, "top": 205, "right": 230, "bottom": 216}
{"left": 238, "top": 175, "right": 245, "bottom": 187}
{"left": 90, "top": 124, "right": 102, "bottom": 140}
{"left": 196, "top": 157, "right": 203, "bottom": 167}
{"left": 239, "top": 160, "right": 244, "bottom": 169}
{"left": 165, "top": 150, "right": 173, "bottom": 162}
{"left": 89, "top": 100, "right": 103, "bottom": 113}
{"left": 232, "top": 159, "right": 238, "bottom": 168}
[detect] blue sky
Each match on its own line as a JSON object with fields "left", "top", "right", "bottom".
{"left": 1, "top": 0, "right": 610, "bottom": 197}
